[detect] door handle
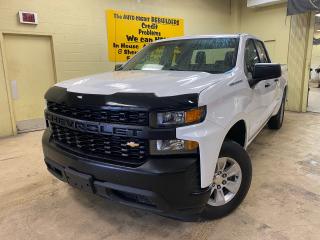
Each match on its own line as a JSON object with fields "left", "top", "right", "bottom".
{"left": 265, "top": 83, "right": 271, "bottom": 88}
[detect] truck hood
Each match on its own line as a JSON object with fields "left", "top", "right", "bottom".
{"left": 55, "top": 70, "right": 229, "bottom": 97}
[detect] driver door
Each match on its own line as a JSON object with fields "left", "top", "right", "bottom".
{"left": 254, "top": 40, "right": 279, "bottom": 117}
{"left": 245, "top": 39, "right": 275, "bottom": 139}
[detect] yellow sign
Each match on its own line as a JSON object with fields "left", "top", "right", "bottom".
{"left": 106, "top": 9, "right": 184, "bottom": 62}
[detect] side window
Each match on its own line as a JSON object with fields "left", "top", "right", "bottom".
{"left": 255, "top": 41, "right": 270, "bottom": 63}
{"left": 244, "top": 39, "right": 259, "bottom": 78}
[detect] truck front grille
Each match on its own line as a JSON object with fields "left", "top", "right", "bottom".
{"left": 47, "top": 101, "right": 149, "bottom": 126}
{"left": 50, "top": 123, "right": 148, "bottom": 167}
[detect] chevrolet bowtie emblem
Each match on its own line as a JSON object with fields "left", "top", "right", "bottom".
{"left": 126, "top": 141, "right": 140, "bottom": 148}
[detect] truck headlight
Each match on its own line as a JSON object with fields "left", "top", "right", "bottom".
{"left": 156, "top": 106, "right": 206, "bottom": 127}
{"left": 150, "top": 139, "right": 198, "bottom": 155}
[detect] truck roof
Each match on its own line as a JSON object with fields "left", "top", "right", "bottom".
{"left": 155, "top": 33, "right": 256, "bottom": 43}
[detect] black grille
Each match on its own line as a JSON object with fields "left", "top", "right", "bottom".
{"left": 50, "top": 123, "right": 148, "bottom": 167}
{"left": 47, "top": 101, "right": 149, "bottom": 126}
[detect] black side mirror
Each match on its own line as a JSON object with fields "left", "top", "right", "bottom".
{"left": 115, "top": 64, "right": 123, "bottom": 71}
{"left": 252, "top": 63, "right": 281, "bottom": 81}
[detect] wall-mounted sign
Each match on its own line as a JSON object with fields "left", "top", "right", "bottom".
{"left": 106, "top": 9, "right": 184, "bottom": 62}
{"left": 18, "top": 11, "right": 38, "bottom": 24}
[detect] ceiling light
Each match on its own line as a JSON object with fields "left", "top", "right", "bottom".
{"left": 316, "top": 13, "right": 320, "bottom": 17}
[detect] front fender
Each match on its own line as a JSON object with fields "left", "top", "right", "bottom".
{"left": 177, "top": 70, "right": 251, "bottom": 188}
{"left": 176, "top": 119, "right": 225, "bottom": 188}
{"left": 176, "top": 114, "right": 248, "bottom": 189}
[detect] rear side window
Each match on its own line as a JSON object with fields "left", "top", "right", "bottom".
{"left": 244, "top": 39, "right": 259, "bottom": 78}
{"left": 255, "top": 41, "right": 270, "bottom": 63}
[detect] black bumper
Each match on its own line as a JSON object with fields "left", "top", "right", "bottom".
{"left": 42, "top": 129, "right": 210, "bottom": 220}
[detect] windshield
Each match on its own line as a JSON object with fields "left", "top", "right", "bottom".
{"left": 121, "top": 38, "right": 239, "bottom": 74}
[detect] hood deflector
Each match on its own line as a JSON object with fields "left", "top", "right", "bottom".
{"left": 45, "top": 86, "right": 199, "bottom": 111}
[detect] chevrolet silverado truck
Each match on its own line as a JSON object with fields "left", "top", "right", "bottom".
{"left": 42, "top": 34, "right": 287, "bottom": 220}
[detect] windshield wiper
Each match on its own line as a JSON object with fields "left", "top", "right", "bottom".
{"left": 167, "top": 67, "right": 187, "bottom": 71}
{"left": 168, "top": 67, "right": 223, "bottom": 74}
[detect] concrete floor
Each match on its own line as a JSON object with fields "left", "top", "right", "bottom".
{"left": 1, "top": 112, "right": 320, "bottom": 240}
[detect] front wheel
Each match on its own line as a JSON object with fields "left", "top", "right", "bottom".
{"left": 201, "top": 141, "right": 252, "bottom": 220}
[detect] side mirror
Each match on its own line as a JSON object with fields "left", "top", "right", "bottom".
{"left": 252, "top": 63, "right": 281, "bottom": 82}
{"left": 114, "top": 64, "right": 123, "bottom": 71}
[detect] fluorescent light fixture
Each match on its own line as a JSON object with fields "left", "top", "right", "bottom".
{"left": 247, "top": 0, "right": 287, "bottom": 8}
{"left": 316, "top": 13, "right": 320, "bottom": 17}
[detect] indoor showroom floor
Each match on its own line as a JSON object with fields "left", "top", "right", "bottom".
{"left": 0, "top": 112, "right": 320, "bottom": 240}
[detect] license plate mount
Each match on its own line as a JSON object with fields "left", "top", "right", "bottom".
{"left": 65, "top": 168, "right": 94, "bottom": 193}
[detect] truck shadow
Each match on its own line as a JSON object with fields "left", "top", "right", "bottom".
{"left": 67, "top": 187, "right": 193, "bottom": 236}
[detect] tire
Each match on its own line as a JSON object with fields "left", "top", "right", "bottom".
{"left": 268, "top": 93, "right": 286, "bottom": 130}
{"left": 201, "top": 141, "right": 252, "bottom": 220}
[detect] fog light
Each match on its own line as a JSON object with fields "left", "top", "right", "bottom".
{"left": 157, "top": 139, "right": 185, "bottom": 151}
{"left": 151, "top": 139, "right": 198, "bottom": 155}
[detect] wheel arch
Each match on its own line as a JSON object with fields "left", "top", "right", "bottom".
{"left": 224, "top": 119, "right": 247, "bottom": 148}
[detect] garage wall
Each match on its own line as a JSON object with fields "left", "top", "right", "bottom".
{"left": 0, "top": 0, "right": 234, "bottom": 137}
{"left": 287, "top": 12, "right": 314, "bottom": 112}
{"left": 238, "top": 2, "right": 291, "bottom": 64}
{"left": 235, "top": 1, "right": 315, "bottom": 112}
{"left": 0, "top": 0, "right": 312, "bottom": 137}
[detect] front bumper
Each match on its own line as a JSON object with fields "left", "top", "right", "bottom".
{"left": 42, "top": 129, "right": 210, "bottom": 220}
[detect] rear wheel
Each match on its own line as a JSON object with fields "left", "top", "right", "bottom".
{"left": 201, "top": 141, "right": 252, "bottom": 220}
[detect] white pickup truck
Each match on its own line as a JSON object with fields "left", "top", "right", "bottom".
{"left": 42, "top": 34, "right": 287, "bottom": 220}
